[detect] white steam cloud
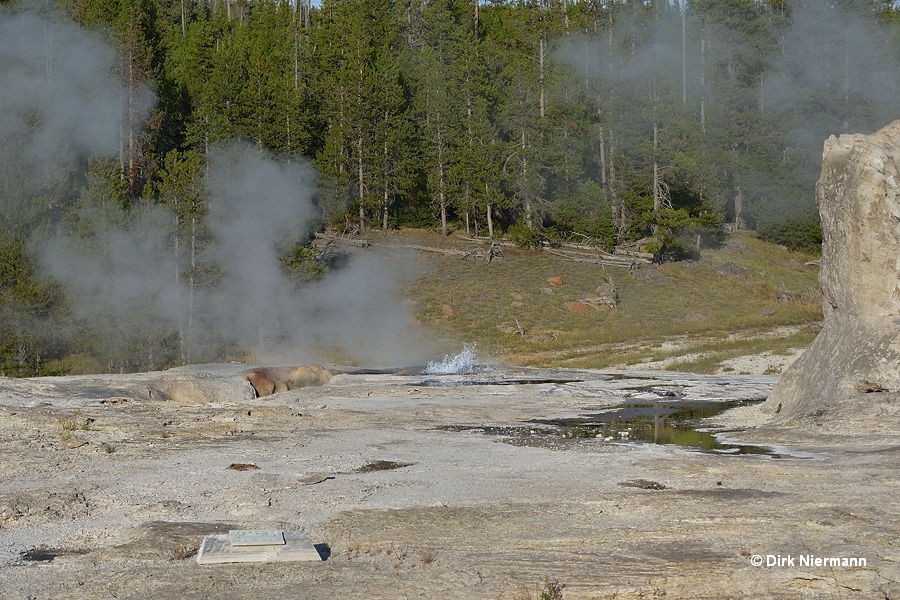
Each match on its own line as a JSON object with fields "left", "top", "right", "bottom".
{"left": 41, "top": 141, "right": 423, "bottom": 366}
{"left": 204, "top": 141, "right": 322, "bottom": 345}
{"left": 201, "top": 141, "right": 423, "bottom": 365}
{"left": 0, "top": 11, "right": 122, "bottom": 160}
{"left": 0, "top": 8, "right": 146, "bottom": 232}
{"left": 558, "top": 3, "right": 900, "bottom": 220}
{"left": 761, "top": 3, "right": 900, "bottom": 139}
{"left": 2, "top": 8, "right": 424, "bottom": 368}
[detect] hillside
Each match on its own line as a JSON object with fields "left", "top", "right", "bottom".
{"left": 401, "top": 230, "right": 821, "bottom": 373}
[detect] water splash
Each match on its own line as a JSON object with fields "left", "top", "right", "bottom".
{"left": 424, "top": 344, "right": 479, "bottom": 375}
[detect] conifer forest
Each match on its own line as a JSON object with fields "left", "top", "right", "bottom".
{"left": 0, "top": 0, "right": 898, "bottom": 374}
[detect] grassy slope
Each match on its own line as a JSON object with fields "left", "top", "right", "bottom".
{"left": 403, "top": 231, "right": 822, "bottom": 373}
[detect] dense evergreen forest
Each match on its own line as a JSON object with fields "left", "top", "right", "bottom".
{"left": 1, "top": 0, "right": 899, "bottom": 375}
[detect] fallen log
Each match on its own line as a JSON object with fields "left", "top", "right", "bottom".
{"left": 544, "top": 248, "right": 645, "bottom": 268}
{"left": 313, "top": 233, "right": 370, "bottom": 248}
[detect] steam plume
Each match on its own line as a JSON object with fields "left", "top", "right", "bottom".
{"left": 559, "top": 3, "right": 900, "bottom": 219}
{"left": 1, "top": 8, "right": 422, "bottom": 369}
{"left": 0, "top": 9, "right": 132, "bottom": 233}
{"left": 40, "top": 142, "right": 423, "bottom": 367}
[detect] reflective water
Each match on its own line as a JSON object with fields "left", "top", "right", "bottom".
{"left": 438, "top": 400, "right": 782, "bottom": 457}
{"left": 529, "top": 401, "right": 777, "bottom": 456}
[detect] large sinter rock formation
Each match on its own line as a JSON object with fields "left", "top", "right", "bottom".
{"left": 764, "top": 120, "right": 900, "bottom": 421}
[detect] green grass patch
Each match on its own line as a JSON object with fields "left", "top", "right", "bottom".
{"left": 663, "top": 330, "right": 819, "bottom": 374}
{"left": 404, "top": 231, "right": 822, "bottom": 372}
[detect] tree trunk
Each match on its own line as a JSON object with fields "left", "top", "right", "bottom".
{"left": 521, "top": 128, "right": 532, "bottom": 230}
{"left": 382, "top": 138, "right": 389, "bottom": 230}
{"left": 653, "top": 121, "right": 660, "bottom": 211}
{"left": 609, "top": 131, "right": 615, "bottom": 192}
{"left": 438, "top": 125, "right": 447, "bottom": 236}
{"left": 358, "top": 135, "right": 365, "bottom": 232}
{"left": 681, "top": 0, "right": 686, "bottom": 106}
{"left": 286, "top": 114, "right": 292, "bottom": 152}
{"left": 700, "top": 37, "right": 707, "bottom": 133}
{"left": 119, "top": 112, "right": 125, "bottom": 182}
{"left": 609, "top": 130, "right": 625, "bottom": 236}
{"left": 598, "top": 124, "right": 607, "bottom": 188}
{"left": 539, "top": 34, "right": 545, "bottom": 119}
{"left": 123, "top": 32, "right": 141, "bottom": 201}
{"left": 439, "top": 182, "right": 447, "bottom": 237}
{"left": 174, "top": 211, "right": 185, "bottom": 363}
{"left": 187, "top": 214, "right": 197, "bottom": 362}
{"left": 293, "top": 26, "right": 299, "bottom": 90}
{"left": 608, "top": 9, "right": 613, "bottom": 78}
{"left": 128, "top": 46, "right": 135, "bottom": 189}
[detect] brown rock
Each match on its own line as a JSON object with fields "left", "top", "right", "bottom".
{"left": 564, "top": 301, "right": 593, "bottom": 313}
{"left": 245, "top": 367, "right": 288, "bottom": 396}
{"left": 441, "top": 304, "right": 455, "bottom": 317}
{"left": 244, "top": 365, "right": 333, "bottom": 398}
{"left": 546, "top": 276, "right": 563, "bottom": 286}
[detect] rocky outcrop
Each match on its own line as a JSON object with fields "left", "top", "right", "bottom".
{"left": 244, "top": 365, "right": 333, "bottom": 397}
{"left": 764, "top": 120, "right": 900, "bottom": 421}
{"left": 150, "top": 375, "right": 257, "bottom": 404}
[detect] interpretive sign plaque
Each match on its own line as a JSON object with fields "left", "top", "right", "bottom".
{"left": 229, "top": 530, "right": 286, "bottom": 546}
{"left": 197, "top": 530, "right": 321, "bottom": 564}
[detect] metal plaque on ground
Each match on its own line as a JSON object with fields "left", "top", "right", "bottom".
{"left": 229, "top": 529, "right": 286, "bottom": 546}
{"left": 196, "top": 530, "right": 321, "bottom": 564}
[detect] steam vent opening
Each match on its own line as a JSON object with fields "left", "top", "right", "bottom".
{"left": 244, "top": 365, "right": 333, "bottom": 397}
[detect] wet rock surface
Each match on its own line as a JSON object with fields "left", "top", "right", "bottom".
{"left": 0, "top": 367, "right": 897, "bottom": 599}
